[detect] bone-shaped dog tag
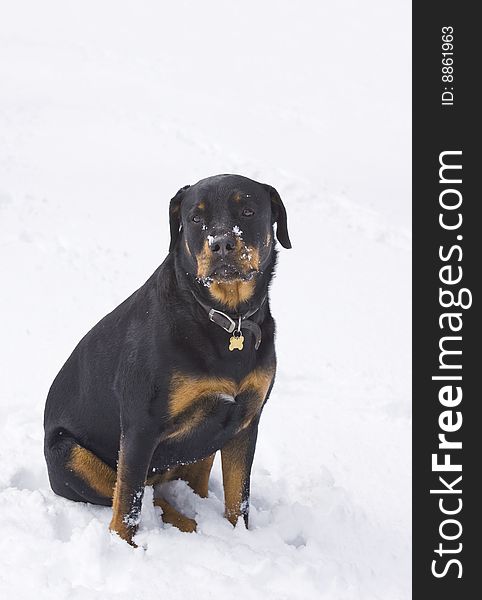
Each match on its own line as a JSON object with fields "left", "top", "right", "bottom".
{"left": 229, "top": 334, "right": 244, "bottom": 351}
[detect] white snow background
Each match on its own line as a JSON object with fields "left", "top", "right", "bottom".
{"left": 0, "top": 1, "right": 411, "bottom": 598}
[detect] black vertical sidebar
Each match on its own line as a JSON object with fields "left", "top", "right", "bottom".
{"left": 413, "top": 3, "right": 480, "bottom": 598}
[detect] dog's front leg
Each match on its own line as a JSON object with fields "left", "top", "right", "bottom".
{"left": 109, "top": 430, "right": 157, "bottom": 545}
{"left": 221, "top": 417, "right": 259, "bottom": 527}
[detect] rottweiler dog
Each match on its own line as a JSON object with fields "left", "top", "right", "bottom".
{"left": 44, "top": 174, "right": 291, "bottom": 544}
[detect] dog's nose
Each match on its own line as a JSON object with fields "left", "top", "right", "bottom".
{"left": 209, "top": 234, "right": 236, "bottom": 258}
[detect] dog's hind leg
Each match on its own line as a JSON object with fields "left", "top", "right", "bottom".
{"left": 45, "top": 430, "right": 115, "bottom": 506}
{"left": 150, "top": 455, "right": 215, "bottom": 533}
{"left": 174, "top": 453, "right": 215, "bottom": 498}
{"left": 153, "top": 495, "right": 197, "bottom": 532}
{"left": 150, "top": 470, "right": 198, "bottom": 533}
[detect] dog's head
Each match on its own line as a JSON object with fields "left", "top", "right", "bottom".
{"left": 169, "top": 174, "right": 291, "bottom": 309}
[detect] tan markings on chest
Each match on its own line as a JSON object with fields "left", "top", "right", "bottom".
{"left": 168, "top": 368, "right": 275, "bottom": 434}
{"left": 238, "top": 368, "right": 273, "bottom": 405}
{"left": 237, "top": 368, "right": 275, "bottom": 430}
{"left": 169, "top": 373, "right": 237, "bottom": 416}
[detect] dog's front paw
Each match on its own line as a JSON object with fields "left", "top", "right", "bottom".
{"left": 109, "top": 518, "right": 138, "bottom": 546}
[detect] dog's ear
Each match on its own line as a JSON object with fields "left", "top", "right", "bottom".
{"left": 264, "top": 184, "right": 292, "bottom": 249}
{"left": 169, "top": 185, "right": 190, "bottom": 252}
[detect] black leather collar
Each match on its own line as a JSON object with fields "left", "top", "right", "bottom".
{"left": 191, "top": 291, "right": 266, "bottom": 350}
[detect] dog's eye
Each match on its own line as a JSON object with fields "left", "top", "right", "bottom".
{"left": 242, "top": 208, "right": 254, "bottom": 217}
{"left": 192, "top": 215, "right": 201, "bottom": 223}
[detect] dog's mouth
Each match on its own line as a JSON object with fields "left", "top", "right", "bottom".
{"left": 195, "top": 241, "right": 261, "bottom": 288}
{"left": 209, "top": 264, "right": 257, "bottom": 282}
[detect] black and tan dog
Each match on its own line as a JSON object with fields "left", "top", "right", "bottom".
{"left": 44, "top": 174, "right": 291, "bottom": 544}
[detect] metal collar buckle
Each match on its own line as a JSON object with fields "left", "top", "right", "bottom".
{"left": 208, "top": 308, "right": 236, "bottom": 333}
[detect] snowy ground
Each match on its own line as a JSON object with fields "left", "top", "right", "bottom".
{"left": 0, "top": 1, "right": 411, "bottom": 598}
